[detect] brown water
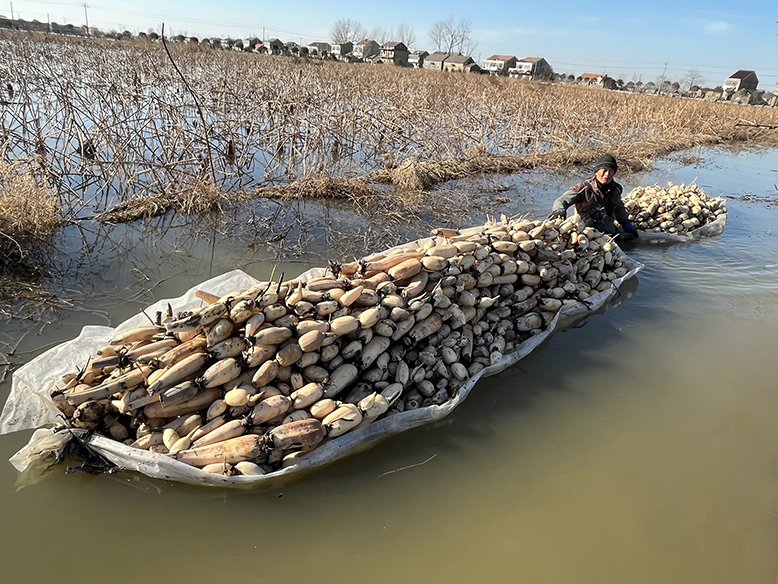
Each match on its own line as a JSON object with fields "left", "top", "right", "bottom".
{"left": 2, "top": 147, "right": 778, "bottom": 584}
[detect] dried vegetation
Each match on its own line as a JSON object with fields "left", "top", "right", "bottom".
{"left": 1, "top": 31, "right": 778, "bottom": 272}
{"left": 0, "top": 160, "right": 62, "bottom": 275}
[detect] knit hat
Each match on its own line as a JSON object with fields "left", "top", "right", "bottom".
{"left": 593, "top": 154, "right": 618, "bottom": 173}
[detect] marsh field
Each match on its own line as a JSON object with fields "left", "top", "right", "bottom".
{"left": 2, "top": 32, "right": 778, "bottom": 584}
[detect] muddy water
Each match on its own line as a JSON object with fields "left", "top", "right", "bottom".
{"left": 2, "top": 147, "right": 778, "bottom": 583}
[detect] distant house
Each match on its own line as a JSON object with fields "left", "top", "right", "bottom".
{"left": 723, "top": 70, "right": 759, "bottom": 92}
{"left": 331, "top": 42, "right": 353, "bottom": 60}
{"left": 379, "top": 41, "right": 409, "bottom": 66}
{"left": 424, "top": 51, "right": 450, "bottom": 70}
{"left": 580, "top": 73, "right": 607, "bottom": 87}
{"left": 482, "top": 55, "right": 518, "bottom": 75}
{"left": 266, "top": 38, "right": 284, "bottom": 55}
{"left": 442, "top": 54, "right": 478, "bottom": 73}
{"left": 509, "top": 57, "right": 551, "bottom": 79}
{"left": 307, "top": 42, "right": 331, "bottom": 56}
{"left": 353, "top": 39, "right": 380, "bottom": 60}
{"left": 408, "top": 50, "right": 429, "bottom": 68}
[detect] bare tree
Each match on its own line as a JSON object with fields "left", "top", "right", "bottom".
{"left": 368, "top": 26, "right": 394, "bottom": 45}
{"left": 396, "top": 23, "right": 416, "bottom": 48}
{"left": 682, "top": 69, "right": 705, "bottom": 91}
{"left": 330, "top": 18, "right": 366, "bottom": 44}
{"left": 428, "top": 16, "right": 475, "bottom": 55}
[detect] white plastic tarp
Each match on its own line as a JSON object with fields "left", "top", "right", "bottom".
{"left": 3, "top": 254, "right": 643, "bottom": 487}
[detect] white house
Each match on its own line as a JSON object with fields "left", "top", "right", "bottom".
{"left": 482, "top": 55, "right": 518, "bottom": 75}
{"left": 353, "top": 39, "right": 380, "bottom": 60}
{"left": 508, "top": 57, "right": 551, "bottom": 80}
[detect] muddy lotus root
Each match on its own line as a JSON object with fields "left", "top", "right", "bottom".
{"left": 50, "top": 216, "right": 630, "bottom": 477}
{"left": 624, "top": 182, "right": 726, "bottom": 234}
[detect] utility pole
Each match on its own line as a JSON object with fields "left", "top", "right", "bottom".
{"left": 658, "top": 62, "right": 667, "bottom": 94}
{"left": 47, "top": 12, "right": 50, "bottom": 32}
{"left": 83, "top": 3, "right": 89, "bottom": 36}
{"left": 9, "top": 2, "right": 14, "bottom": 28}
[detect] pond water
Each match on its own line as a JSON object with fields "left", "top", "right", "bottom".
{"left": 2, "top": 146, "right": 778, "bottom": 584}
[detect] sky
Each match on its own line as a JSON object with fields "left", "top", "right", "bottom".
{"left": 6, "top": 0, "right": 778, "bottom": 90}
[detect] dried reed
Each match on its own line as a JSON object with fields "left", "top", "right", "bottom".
{"left": 0, "top": 30, "right": 776, "bottom": 216}
{"left": 0, "top": 160, "right": 61, "bottom": 274}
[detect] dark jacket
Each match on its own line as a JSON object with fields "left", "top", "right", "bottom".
{"left": 552, "top": 177, "right": 630, "bottom": 226}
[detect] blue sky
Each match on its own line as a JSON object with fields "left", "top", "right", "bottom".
{"left": 8, "top": 0, "right": 778, "bottom": 89}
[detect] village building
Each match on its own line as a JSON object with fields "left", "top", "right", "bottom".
{"left": 266, "top": 38, "right": 284, "bottom": 55}
{"left": 723, "top": 70, "right": 759, "bottom": 92}
{"left": 423, "top": 51, "right": 450, "bottom": 70}
{"left": 509, "top": 57, "right": 552, "bottom": 79}
{"left": 331, "top": 42, "right": 353, "bottom": 60}
{"left": 307, "top": 42, "right": 331, "bottom": 56}
{"left": 408, "top": 50, "right": 429, "bottom": 68}
{"left": 379, "top": 42, "right": 410, "bottom": 66}
{"left": 482, "top": 55, "right": 518, "bottom": 75}
{"left": 444, "top": 54, "right": 478, "bottom": 73}
{"left": 353, "top": 40, "right": 380, "bottom": 60}
{"left": 579, "top": 73, "right": 608, "bottom": 87}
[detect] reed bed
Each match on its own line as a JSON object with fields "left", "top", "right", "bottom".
{"left": 2, "top": 30, "right": 777, "bottom": 223}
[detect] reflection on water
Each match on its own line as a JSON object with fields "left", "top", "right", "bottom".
{"left": 2, "top": 146, "right": 778, "bottom": 584}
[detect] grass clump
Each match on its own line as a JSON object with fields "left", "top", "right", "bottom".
{"left": 0, "top": 162, "right": 62, "bottom": 275}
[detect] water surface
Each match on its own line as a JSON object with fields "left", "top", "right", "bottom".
{"left": 2, "top": 146, "right": 778, "bottom": 584}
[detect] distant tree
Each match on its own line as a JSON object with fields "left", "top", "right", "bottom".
{"left": 122, "top": 30, "right": 133, "bottom": 40}
{"left": 645, "top": 81, "right": 656, "bottom": 90}
{"left": 148, "top": 31, "right": 159, "bottom": 42}
{"left": 300, "top": 46, "right": 309, "bottom": 56}
{"left": 567, "top": 74, "right": 575, "bottom": 82}
{"left": 429, "top": 16, "right": 475, "bottom": 55}
{"left": 172, "top": 34, "right": 185, "bottom": 43}
{"left": 396, "top": 23, "right": 416, "bottom": 48}
{"left": 369, "top": 26, "right": 394, "bottom": 44}
{"left": 188, "top": 36, "right": 198, "bottom": 44}
{"left": 233, "top": 39, "right": 244, "bottom": 51}
{"left": 330, "top": 18, "right": 365, "bottom": 43}
{"left": 682, "top": 69, "right": 705, "bottom": 91}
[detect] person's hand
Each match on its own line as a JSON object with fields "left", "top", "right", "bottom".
{"left": 622, "top": 222, "right": 639, "bottom": 239}
{"left": 547, "top": 209, "right": 566, "bottom": 221}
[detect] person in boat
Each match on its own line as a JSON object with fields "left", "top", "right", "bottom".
{"left": 547, "top": 154, "right": 639, "bottom": 240}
